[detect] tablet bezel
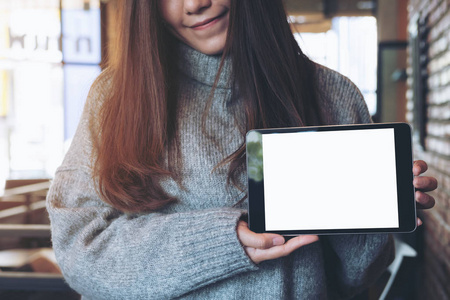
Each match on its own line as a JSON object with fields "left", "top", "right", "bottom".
{"left": 246, "top": 123, "right": 416, "bottom": 235}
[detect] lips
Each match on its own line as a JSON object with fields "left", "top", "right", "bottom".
{"left": 190, "top": 10, "right": 228, "bottom": 29}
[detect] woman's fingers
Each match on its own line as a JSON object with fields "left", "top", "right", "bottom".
{"left": 417, "top": 218, "right": 423, "bottom": 226}
{"left": 237, "top": 221, "right": 319, "bottom": 264}
{"left": 415, "top": 191, "right": 436, "bottom": 209}
{"left": 245, "top": 235, "right": 319, "bottom": 264}
{"left": 237, "top": 221, "right": 285, "bottom": 249}
{"left": 413, "top": 160, "right": 428, "bottom": 176}
{"left": 412, "top": 160, "right": 437, "bottom": 210}
{"left": 413, "top": 176, "right": 438, "bottom": 192}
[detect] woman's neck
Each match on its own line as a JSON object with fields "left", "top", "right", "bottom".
{"left": 175, "top": 41, "right": 232, "bottom": 89}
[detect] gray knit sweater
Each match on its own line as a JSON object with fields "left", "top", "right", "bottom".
{"left": 47, "top": 43, "right": 394, "bottom": 300}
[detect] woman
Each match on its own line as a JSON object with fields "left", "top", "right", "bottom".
{"left": 47, "top": 0, "right": 437, "bottom": 299}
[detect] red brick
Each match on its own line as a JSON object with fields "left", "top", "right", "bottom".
{"left": 423, "top": 250, "right": 450, "bottom": 298}
{"left": 428, "top": 51, "right": 450, "bottom": 75}
{"left": 408, "top": 1, "right": 450, "bottom": 298}
{"left": 425, "top": 136, "right": 450, "bottom": 155}
{"left": 427, "top": 104, "right": 450, "bottom": 120}
{"left": 428, "top": 86, "right": 450, "bottom": 104}
{"left": 429, "top": 0, "right": 448, "bottom": 27}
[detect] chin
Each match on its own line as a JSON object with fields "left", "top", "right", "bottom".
{"left": 200, "top": 48, "right": 224, "bottom": 56}
{"left": 191, "top": 38, "right": 226, "bottom": 56}
{"left": 191, "top": 42, "right": 225, "bottom": 56}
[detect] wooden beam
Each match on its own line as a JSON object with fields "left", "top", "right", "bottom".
{"left": 0, "top": 272, "right": 71, "bottom": 291}
{"left": 0, "top": 201, "right": 47, "bottom": 222}
{"left": 1, "top": 182, "right": 50, "bottom": 198}
{"left": 0, "top": 224, "right": 51, "bottom": 238}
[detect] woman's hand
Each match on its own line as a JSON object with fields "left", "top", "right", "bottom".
{"left": 413, "top": 160, "right": 437, "bottom": 208}
{"left": 413, "top": 160, "right": 438, "bottom": 225}
{"left": 237, "top": 221, "right": 318, "bottom": 264}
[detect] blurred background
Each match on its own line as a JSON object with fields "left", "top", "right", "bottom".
{"left": 0, "top": 0, "right": 448, "bottom": 299}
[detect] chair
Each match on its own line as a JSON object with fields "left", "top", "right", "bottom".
{"left": 379, "top": 237, "right": 418, "bottom": 300}
{"left": 0, "top": 180, "right": 78, "bottom": 297}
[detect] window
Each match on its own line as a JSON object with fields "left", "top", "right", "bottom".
{"left": 294, "top": 17, "right": 378, "bottom": 116}
{"left": 0, "top": 0, "right": 101, "bottom": 189}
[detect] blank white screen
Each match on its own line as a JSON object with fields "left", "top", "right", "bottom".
{"left": 262, "top": 128, "right": 399, "bottom": 230}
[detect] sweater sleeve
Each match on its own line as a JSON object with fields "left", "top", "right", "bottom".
{"left": 46, "top": 75, "right": 257, "bottom": 300}
{"left": 315, "top": 64, "right": 395, "bottom": 298}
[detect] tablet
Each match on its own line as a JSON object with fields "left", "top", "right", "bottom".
{"left": 246, "top": 123, "right": 416, "bottom": 235}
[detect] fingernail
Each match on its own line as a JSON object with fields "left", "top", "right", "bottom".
{"left": 273, "top": 236, "right": 285, "bottom": 246}
{"left": 417, "top": 218, "right": 423, "bottom": 226}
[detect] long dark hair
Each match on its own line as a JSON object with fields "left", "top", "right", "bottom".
{"left": 221, "top": 0, "right": 322, "bottom": 190}
{"left": 92, "top": 0, "right": 322, "bottom": 213}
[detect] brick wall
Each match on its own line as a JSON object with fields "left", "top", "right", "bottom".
{"left": 407, "top": 0, "right": 450, "bottom": 298}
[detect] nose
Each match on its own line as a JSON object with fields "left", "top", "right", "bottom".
{"left": 184, "top": 0, "right": 212, "bottom": 14}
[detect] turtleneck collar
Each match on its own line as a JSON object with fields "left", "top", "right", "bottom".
{"left": 175, "top": 41, "right": 232, "bottom": 89}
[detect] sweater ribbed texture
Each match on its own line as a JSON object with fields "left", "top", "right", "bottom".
{"left": 47, "top": 42, "right": 394, "bottom": 300}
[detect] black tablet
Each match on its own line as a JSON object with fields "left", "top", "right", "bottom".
{"left": 246, "top": 123, "right": 416, "bottom": 235}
